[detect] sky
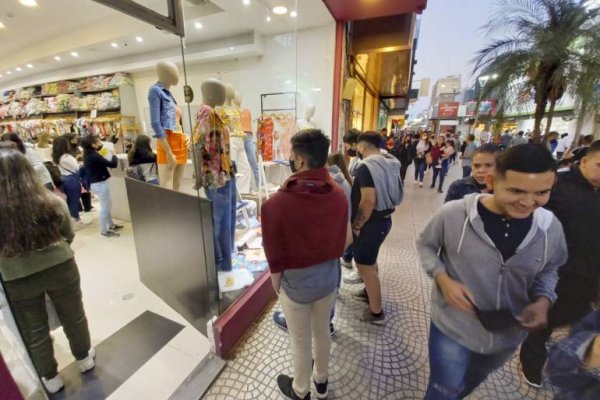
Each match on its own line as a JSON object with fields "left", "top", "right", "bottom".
{"left": 408, "top": 0, "right": 498, "bottom": 118}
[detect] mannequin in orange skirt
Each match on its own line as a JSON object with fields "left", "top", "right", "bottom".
{"left": 148, "top": 61, "right": 188, "bottom": 190}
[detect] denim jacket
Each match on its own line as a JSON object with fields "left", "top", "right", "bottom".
{"left": 548, "top": 311, "right": 600, "bottom": 400}
{"left": 148, "top": 82, "right": 177, "bottom": 138}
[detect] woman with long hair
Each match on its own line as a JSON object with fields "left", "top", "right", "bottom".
{"left": 82, "top": 135, "right": 122, "bottom": 237}
{"left": 52, "top": 136, "right": 87, "bottom": 227}
{"left": 1, "top": 132, "right": 54, "bottom": 190}
{"left": 128, "top": 135, "right": 159, "bottom": 185}
{"left": 0, "top": 146, "right": 94, "bottom": 394}
{"left": 413, "top": 132, "right": 431, "bottom": 187}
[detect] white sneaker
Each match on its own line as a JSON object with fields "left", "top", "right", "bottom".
{"left": 78, "top": 348, "right": 96, "bottom": 373}
{"left": 42, "top": 375, "right": 64, "bottom": 393}
{"left": 72, "top": 218, "right": 92, "bottom": 231}
{"left": 419, "top": 182, "right": 423, "bottom": 187}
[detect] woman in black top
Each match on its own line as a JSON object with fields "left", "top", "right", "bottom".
{"left": 396, "top": 135, "right": 416, "bottom": 183}
{"left": 81, "top": 136, "right": 122, "bottom": 237}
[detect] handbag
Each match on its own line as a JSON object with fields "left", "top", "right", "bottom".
{"left": 425, "top": 153, "right": 433, "bottom": 166}
{"left": 126, "top": 165, "right": 146, "bottom": 182}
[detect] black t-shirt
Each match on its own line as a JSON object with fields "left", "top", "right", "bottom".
{"left": 351, "top": 164, "right": 395, "bottom": 223}
{"left": 477, "top": 201, "right": 533, "bottom": 262}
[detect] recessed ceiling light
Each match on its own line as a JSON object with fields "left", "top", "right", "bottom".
{"left": 266, "top": 16, "right": 271, "bottom": 22}
{"left": 136, "top": 36, "right": 144, "bottom": 43}
{"left": 311, "top": 87, "right": 322, "bottom": 92}
{"left": 27, "top": 64, "right": 33, "bottom": 68}
{"left": 0, "top": 22, "right": 5, "bottom": 29}
{"left": 19, "top": 0, "right": 38, "bottom": 7}
{"left": 111, "top": 42, "right": 119, "bottom": 48}
{"left": 6, "top": 71, "right": 12, "bottom": 75}
{"left": 0, "top": 74, "right": 3, "bottom": 78}
{"left": 54, "top": 55, "right": 61, "bottom": 61}
{"left": 230, "top": 46, "right": 234, "bottom": 50}
{"left": 194, "top": 21, "right": 203, "bottom": 30}
{"left": 16, "top": 67, "right": 22, "bottom": 72}
{"left": 273, "top": 6, "right": 288, "bottom": 15}
{"left": 71, "top": 51, "right": 79, "bottom": 58}
{"left": 290, "top": 11, "right": 297, "bottom": 17}
{"left": 243, "top": 0, "right": 250, "bottom": 5}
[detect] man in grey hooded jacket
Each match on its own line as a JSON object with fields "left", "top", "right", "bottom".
{"left": 417, "top": 144, "right": 567, "bottom": 400}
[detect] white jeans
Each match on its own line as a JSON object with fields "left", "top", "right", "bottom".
{"left": 230, "top": 136, "right": 252, "bottom": 194}
{"left": 90, "top": 180, "right": 113, "bottom": 233}
{"left": 279, "top": 288, "right": 336, "bottom": 398}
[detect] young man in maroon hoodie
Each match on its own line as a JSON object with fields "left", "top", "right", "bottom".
{"left": 262, "top": 129, "right": 352, "bottom": 400}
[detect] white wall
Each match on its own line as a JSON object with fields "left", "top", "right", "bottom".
{"left": 132, "top": 23, "right": 336, "bottom": 137}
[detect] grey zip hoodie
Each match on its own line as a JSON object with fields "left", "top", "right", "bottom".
{"left": 361, "top": 152, "right": 403, "bottom": 211}
{"left": 417, "top": 193, "right": 568, "bottom": 354}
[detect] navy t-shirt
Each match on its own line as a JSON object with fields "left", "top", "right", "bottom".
{"left": 477, "top": 201, "right": 533, "bottom": 262}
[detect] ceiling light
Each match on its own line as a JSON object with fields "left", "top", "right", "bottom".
{"left": 27, "top": 64, "right": 33, "bottom": 68}
{"left": 0, "top": 74, "right": 3, "bottom": 78}
{"left": 266, "top": 16, "right": 271, "bottom": 22}
{"left": 230, "top": 46, "right": 234, "bottom": 50}
{"left": 243, "top": 0, "right": 250, "bottom": 5}
{"left": 54, "top": 55, "right": 61, "bottom": 61}
{"left": 311, "top": 87, "right": 322, "bottom": 92}
{"left": 16, "top": 67, "right": 22, "bottom": 72}
{"left": 6, "top": 71, "right": 12, "bottom": 75}
{"left": 290, "top": 11, "right": 297, "bottom": 17}
{"left": 136, "top": 36, "right": 144, "bottom": 43}
{"left": 194, "top": 21, "right": 203, "bottom": 30}
{"left": 71, "top": 51, "right": 79, "bottom": 58}
{"left": 111, "top": 42, "right": 119, "bottom": 48}
{"left": 0, "top": 22, "right": 5, "bottom": 29}
{"left": 19, "top": 0, "right": 38, "bottom": 7}
{"left": 273, "top": 6, "right": 288, "bottom": 15}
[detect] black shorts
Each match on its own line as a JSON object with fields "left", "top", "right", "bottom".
{"left": 353, "top": 217, "right": 392, "bottom": 265}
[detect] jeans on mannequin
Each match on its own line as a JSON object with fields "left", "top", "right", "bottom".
{"left": 243, "top": 133, "right": 260, "bottom": 191}
{"left": 205, "top": 175, "right": 237, "bottom": 272}
{"left": 230, "top": 136, "right": 252, "bottom": 194}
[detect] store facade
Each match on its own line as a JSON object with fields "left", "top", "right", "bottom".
{"left": 0, "top": 1, "right": 337, "bottom": 399}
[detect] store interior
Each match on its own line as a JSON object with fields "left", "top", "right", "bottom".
{"left": 0, "top": 0, "right": 335, "bottom": 399}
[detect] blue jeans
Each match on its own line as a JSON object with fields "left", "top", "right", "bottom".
{"left": 462, "top": 165, "right": 472, "bottom": 178}
{"left": 414, "top": 159, "right": 426, "bottom": 182}
{"left": 424, "top": 323, "right": 514, "bottom": 400}
{"left": 206, "top": 177, "right": 237, "bottom": 271}
{"left": 432, "top": 160, "right": 449, "bottom": 190}
{"left": 61, "top": 174, "right": 81, "bottom": 220}
{"left": 90, "top": 180, "right": 114, "bottom": 234}
{"left": 244, "top": 134, "right": 260, "bottom": 190}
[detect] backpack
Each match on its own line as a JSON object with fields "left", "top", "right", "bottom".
{"left": 126, "top": 165, "right": 146, "bottom": 182}
{"left": 44, "top": 161, "right": 62, "bottom": 188}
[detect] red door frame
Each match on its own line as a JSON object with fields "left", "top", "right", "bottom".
{"left": 331, "top": 20, "right": 345, "bottom": 150}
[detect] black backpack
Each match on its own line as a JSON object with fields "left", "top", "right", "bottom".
{"left": 44, "top": 161, "right": 62, "bottom": 188}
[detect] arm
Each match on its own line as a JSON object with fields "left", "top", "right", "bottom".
{"left": 92, "top": 153, "right": 119, "bottom": 169}
{"left": 60, "top": 154, "right": 80, "bottom": 173}
{"left": 149, "top": 88, "right": 176, "bottom": 167}
{"left": 270, "top": 272, "right": 282, "bottom": 294}
{"left": 352, "top": 187, "right": 376, "bottom": 233}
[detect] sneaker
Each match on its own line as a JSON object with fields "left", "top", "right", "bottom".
{"left": 72, "top": 218, "right": 91, "bottom": 231}
{"left": 101, "top": 230, "right": 120, "bottom": 238}
{"left": 419, "top": 182, "right": 423, "bottom": 187}
{"left": 329, "top": 324, "right": 336, "bottom": 338}
{"left": 437, "top": 189, "right": 444, "bottom": 193}
{"left": 360, "top": 308, "right": 386, "bottom": 325}
{"left": 414, "top": 181, "right": 418, "bottom": 185}
{"left": 277, "top": 374, "right": 311, "bottom": 400}
{"left": 42, "top": 375, "right": 64, "bottom": 393}
{"left": 314, "top": 379, "right": 328, "bottom": 399}
{"left": 351, "top": 288, "right": 370, "bottom": 303}
{"left": 109, "top": 224, "right": 123, "bottom": 230}
{"left": 273, "top": 311, "right": 288, "bottom": 332}
{"left": 341, "top": 259, "right": 353, "bottom": 269}
{"left": 521, "top": 365, "right": 542, "bottom": 388}
{"left": 429, "top": 184, "right": 435, "bottom": 189}
{"left": 343, "top": 270, "right": 363, "bottom": 284}
{"left": 78, "top": 348, "right": 96, "bottom": 373}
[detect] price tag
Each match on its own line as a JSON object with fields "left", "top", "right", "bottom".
{"left": 91, "top": 109, "right": 97, "bottom": 118}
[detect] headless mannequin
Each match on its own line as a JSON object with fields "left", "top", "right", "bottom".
{"left": 234, "top": 93, "right": 260, "bottom": 191}
{"left": 192, "top": 79, "right": 236, "bottom": 271}
{"left": 218, "top": 84, "right": 252, "bottom": 194}
{"left": 150, "top": 61, "right": 187, "bottom": 191}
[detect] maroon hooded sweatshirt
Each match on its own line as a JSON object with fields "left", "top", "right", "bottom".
{"left": 261, "top": 167, "right": 348, "bottom": 274}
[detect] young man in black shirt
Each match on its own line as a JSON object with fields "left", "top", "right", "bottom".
{"left": 350, "top": 132, "right": 403, "bottom": 324}
{"left": 445, "top": 144, "right": 499, "bottom": 202}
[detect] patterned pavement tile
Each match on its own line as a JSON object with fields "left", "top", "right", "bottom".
{"left": 203, "top": 165, "right": 555, "bottom": 400}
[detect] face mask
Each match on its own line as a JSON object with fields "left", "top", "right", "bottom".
{"left": 289, "top": 157, "right": 298, "bottom": 173}
{"left": 347, "top": 149, "right": 357, "bottom": 157}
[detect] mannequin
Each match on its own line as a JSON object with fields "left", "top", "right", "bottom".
{"left": 216, "top": 84, "right": 252, "bottom": 194}
{"left": 297, "top": 105, "right": 317, "bottom": 131}
{"left": 148, "top": 61, "right": 188, "bottom": 191}
{"left": 192, "top": 78, "right": 236, "bottom": 272}
{"left": 234, "top": 92, "right": 260, "bottom": 191}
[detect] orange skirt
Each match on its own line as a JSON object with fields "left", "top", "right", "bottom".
{"left": 157, "top": 130, "right": 188, "bottom": 165}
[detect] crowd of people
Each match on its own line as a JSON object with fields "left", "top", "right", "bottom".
{"left": 1, "top": 125, "right": 599, "bottom": 399}
{"left": 260, "top": 127, "right": 600, "bottom": 400}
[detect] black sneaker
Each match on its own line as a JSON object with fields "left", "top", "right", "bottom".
{"left": 101, "top": 231, "right": 120, "bottom": 238}
{"left": 351, "top": 288, "right": 369, "bottom": 303}
{"left": 360, "top": 308, "right": 386, "bottom": 325}
{"left": 273, "top": 311, "right": 288, "bottom": 332}
{"left": 329, "top": 324, "right": 336, "bottom": 338}
{"left": 314, "top": 379, "right": 328, "bottom": 399}
{"left": 109, "top": 224, "right": 123, "bottom": 231}
{"left": 277, "top": 375, "right": 311, "bottom": 400}
{"left": 521, "top": 365, "right": 542, "bottom": 388}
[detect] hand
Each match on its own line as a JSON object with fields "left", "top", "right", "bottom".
{"left": 352, "top": 228, "right": 361, "bottom": 237}
{"left": 436, "top": 273, "right": 476, "bottom": 314}
{"left": 516, "top": 297, "right": 551, "bottom": 331}
{"left": 584, "top": 335, "right": 600, "bottom": 369}
{"left": 167, "top": 152, "right": 177, "bottom": 168}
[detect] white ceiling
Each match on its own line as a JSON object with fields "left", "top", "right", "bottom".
{"left": 0, "top": 0, "right": 333, "bottom": 89}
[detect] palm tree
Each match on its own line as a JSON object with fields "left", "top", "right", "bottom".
{"left": 474, "top": 0, "right": 600, "bottom": 143}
